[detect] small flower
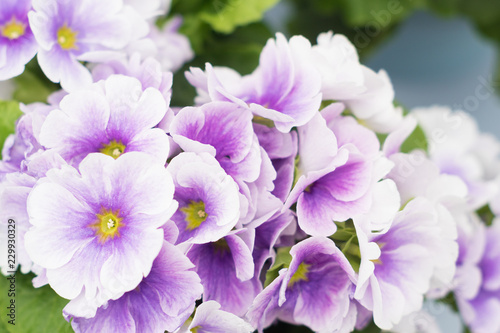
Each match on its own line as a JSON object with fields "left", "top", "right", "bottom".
{"left": 0, "top": 0, "right": 37, "bottom": 80}
{"left": 39, "top": 75, "right": 170, "bottom": 166}
{"left": 247, "top": 237, "right": 358, "bottom": 333}
{"left": 28, "top": 0, "right": 138, "bottom": 91}
{"left": 167, "top": 152, "right": 240, "bottom": 244}
{"left": 91, "top": 53, "right": 173, "bottom": 105}
{"left": 285, "top": 113, "right": 376, "bottom": 237}
{"left": 354, "top": 198, "right": 447, "bottom": 330}
{"left": 170, "top": 101, "right": 261, "bottom": 184}
{"left": 455, "top": 218, "right": 500, "bottom": 333}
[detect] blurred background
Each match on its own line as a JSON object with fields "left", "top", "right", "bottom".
{"left": 366, "top": 10, "right": 500, "bottom": 137}
{"left": 364, "top": 11, "right": 499, "bottom": 332}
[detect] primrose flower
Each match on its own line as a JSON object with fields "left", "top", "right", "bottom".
{"left": 39, "top": 75, "right": 170, "bottom": 167}
{"left": 167, "top": 152, "right": 240, "bottom": 244}
{"left": 0, "top": 0, "right": 37, "bottom": 80}
{"left": 170, "top": 101, "right": 261, "bottom": 185}
{"left": 0, "top": 172, "right": 37, "bottom": 275}
{"left": 311, "top": 31, "right": 365, "bottom": 100}
{"left": 146, "top": 17, "right": 194, "bottom": 72}
{"left": 187, "top": 231, "right": 259, "bottom": 317}
{"left": 0, "top": 102, "right": 55, "bottom": 179}
{"left": 91, "top": 54, "right": 173, "bottom": 104}
{"left": 354, "top": 198, "right": 448, "bottom": 330}
{"left": 176, "top": 301, "right": 254, "bottom": 333}
{"left": 455, "top": 218, "right": 500, "bottom": 333}
{"left": 24, "top": 152, "right": 178, "bottom": 308}
{"left": 247, "top": 237, "right": 358, "bottom": 333}
{"left": 285, "top": 112, "right": 376, "bottom": 237}
{"left": 68, "top": 241, "right": 203, "bottom": 333}
{"left": 186, "top": 33, "right": 322, "bottom": 133}
{"left": 411, "top": 106, "right": 499, "bottom": 209}
{"left": 28, "top": 0, "right": 138, "bottom": 91}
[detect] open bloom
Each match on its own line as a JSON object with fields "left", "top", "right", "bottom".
{"left": 25, "top": 152, "right": 177, "bottom": 309}
{"left": 247, "top": 237, "right": 358, "bottom": 333}
{"left": 354, "top": 198, "right": 449, "bottom": 330}
{"left": 39, "top": 75, "right": 170, "bottom": 167}
{"left": 411, "top": 106, "right": 499, "bottom": 209}
{"left": 170, "top": 101, "right": 261, "bottom": 184}
{"left": 68, "top": 241, "right": 203, "bottom": 333}
{"left": 186, "top": 33, "right": 322, "bottom": 133}
{"left": 28, "top": 0, "right": 140, "bottom": 91}
{"left": 0, "top": 0, "right": 37, "bottom": 80}
{"left": 167, "top": 152, "right": 240, "bottom": 244}
{"left": 284, "top": 112, "right": 377, "bottom": 237}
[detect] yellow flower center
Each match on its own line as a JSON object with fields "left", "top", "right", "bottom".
{"left": 180, "top": 200, "right": 208, "bottom": 230}
{"left": 90, "top": 208, "right": 123, "bottom": 243}
{"left": 100, "top": 140, "right": 126, "bottom": 159}
{"left": 1, "top": 17, "right": 26, "bottom": 40}
{"left": 190, "top": 326, "right": 200, "bottom": 333}
{"left": 57, "top": 24, "right": 78, "bottom": 50}
{"left": 288, "top": 262, "right": 310, "bottom": 288}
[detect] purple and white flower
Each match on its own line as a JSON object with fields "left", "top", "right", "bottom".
{"left": 284, "top": 112, "right": 379, "bottom": 237}
{"left": 25, "top": 152, "right": 177, "bottom": 309}
{"left": 411, "top": 106, "right": 499, "bottom": 209}
{"left": 455, "top": 218, "right": 500, "bottom": 333}
{"left": 247, "top": 237, "right": 358, "bottom": 333}
{"left": 170, "top": 101, "right": 260, "bottom": 185}
{"left": 167, "top": 152, "right": 240, "bottom": 244}
{"left": 39, "top": 75, "right": 170, "bottom": 166}
{"left": 68, "top": 241, "right": 203, "bottom": 333}
{"left": 0, "top": 0, "right": 37, "bottom": 80}
{"left": 186, "top": 33, "right": 322, "bottom": 133}
{"left": 187, "top": 230, "right": 259, "bottom": 317}
{"left": 354, "top": 198, "right": 450, "bottom": 330}
{"left": 28, "top": 0, "right": 141, "bottom": 91}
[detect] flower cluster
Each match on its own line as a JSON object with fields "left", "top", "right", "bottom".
{"left": 1, "top": 2, "right": 500, "bottom": 333}
{"left": 0, "top": 0, "right": 192, "bottom": 89}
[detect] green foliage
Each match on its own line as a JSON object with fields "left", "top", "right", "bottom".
{"left": 477, "top": 204, "right": 495, "bottom": 226}
{"left": 0, "top": 272, "right": 72, "bottom": 333}
{"left": 198, "top": 0, "right": 280, "bottom": 33}
{"left": 400, "top": 124, "right": 428, "bottom": 154}
{"left": 0, "top": 100, "right": 22, "bottom": 153}
{"left": 264, "top": 246, "right": 292, "bottom": 287}
{"left": 13, "top": 59, "right": 59, "bottom": 104}
{"left": 171, "top": 0, "right": 278, "bottom": 53}
{"left": 170, "top": 22, "right": 273, "bottom": 107}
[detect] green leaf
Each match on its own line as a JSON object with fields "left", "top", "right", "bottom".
{"left": 264, "top": 246, "right": 292, "bottom": 287}
{"left": 0, "top": 100, "right": 23, "bottom": 153}
{"left": 198, "top": 0, "right": 279, "bottom": 34}
{"left": 0, "top": 272, "right": 72, "bottom": 333}
{"left": 13, "top": 60, "right": 59, "bottom": 104}
{"left": 400, "top": 124, "right": 428, "bottom": 154}
{"left": 476, "top": 204, "right": 495, "bottom": 226}
{"left": 353, "top": 320, "right": 380, "bottom": 333}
